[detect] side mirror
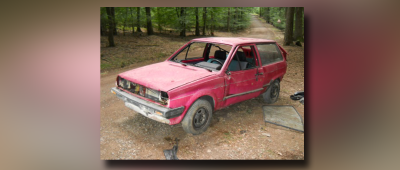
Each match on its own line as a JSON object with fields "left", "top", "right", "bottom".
{"left": 226, "top": 70, "right": 231, "bottom": 76}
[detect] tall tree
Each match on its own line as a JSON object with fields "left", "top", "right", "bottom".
{"left": 106, "top": 7, "right": 115, "bottom": 47}
{"left": 177, "top": 7, "right": 186, "bottom": 37}
{"left": 284, "top": 7, "right": 295, "bottom": 45}
{"left": 100, "top": 8, "right": 107, "bottom": 36}
{"left": 111, "top": 7, "right": 117, "bottom": 35}
{"left": 265, "top": 7, "right": 270, "bottom": 23}
{"left": 136, "top": 7, "right": 142, "bottom": 32}
{"left": 157, "top": 7, "right": 162, "bottom": 33}
{"left": 202, "top": 7, "right": 207, "bottom": 36}
{"left": 234, "top": 7, "right": 238, "bottom": 30}
{"left": 294, "top": 7, "right": 304, "bottom": 41}
{"left": 130, "top": 7, "right": 134, "bottom": 35}
{"left": 123, "top": 7, "right": 128, "bottom": 36}
{"left": 145, "top": 7, "right": 154, "bottom": 35}
{"left": 227, "top": 7, "right": 230, "bottom": 32}
{"left": 210, "top": 8, "right": 214, "bottom": 36}
{"left": 195, "top": 7, "right": 200, "bottom": 36}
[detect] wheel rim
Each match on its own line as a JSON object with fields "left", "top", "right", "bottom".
{"left": 193, "top": 107, "right": 209, "bottom": 130}
{"left": 270, "top": 84, "right": 279, "bottom": 100}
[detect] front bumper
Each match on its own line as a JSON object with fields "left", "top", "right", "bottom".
{"left": 111, "top": 87, "right": 184, "bottom": 124}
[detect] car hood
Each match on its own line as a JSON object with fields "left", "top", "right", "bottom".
{"left": 118, "top": 61, "right": 216, "bottom": 92}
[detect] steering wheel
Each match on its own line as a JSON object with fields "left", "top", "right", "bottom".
{"left": 208, "top": 59, "right": 224, "bottom": 66}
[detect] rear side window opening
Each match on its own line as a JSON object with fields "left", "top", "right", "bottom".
{"left": 256, "top": 43, "right": 284, "bottom": 66}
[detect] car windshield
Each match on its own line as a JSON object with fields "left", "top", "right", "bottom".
{"left": 170, "top": 42, "right": 232, "bottom": 71}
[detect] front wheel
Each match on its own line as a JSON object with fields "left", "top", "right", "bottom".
{"left": 181, "top": 99, "right": 213, "bottom": 135}
{"left": 262, "top": 80, "right": 280, "bottom": 104}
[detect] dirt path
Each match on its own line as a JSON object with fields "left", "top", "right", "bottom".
{"left": 246, "top": 15, "right": 281, "bottom": 40}
{"left": 100, "top": 15, "right": 304, "bottom": 160}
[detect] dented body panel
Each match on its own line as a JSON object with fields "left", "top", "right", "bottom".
{"left": 112, "top": 37, "right": 288, "bottom": 126}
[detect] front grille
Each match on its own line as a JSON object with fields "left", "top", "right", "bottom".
{"left": 118, "top": 77, "right": 161, "bottom": 103}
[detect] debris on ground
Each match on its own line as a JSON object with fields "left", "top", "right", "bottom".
{"left": 163, "top": 138, "right": 180, "bottom": 160}
{"left": 263, "top": 105, "right": 304, "bottom": 132}
{"left": 262, "top": 133, "right": 271, "bottom": 137}
{"left": 290, "top": 91, "right": 304, "bottom": 105}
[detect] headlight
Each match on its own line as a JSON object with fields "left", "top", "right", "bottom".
{"left": 118, "top": 76, "right": 124, "bottom": 88}
{"left": 145, "top": 88, "right": 159, "bottom": 101}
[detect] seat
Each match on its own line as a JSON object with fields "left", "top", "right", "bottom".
{"left": 207, "top": 50, "right": 226, "bottom": 65}
{"left": 229, "top": 51, "right": 248, "bottom": 71}
{"left": 214, "top": 50, "right": 227, "bottom": 60}
{"left": 246, "top": 51, "right": 256, "bottom": 68}
{"left": 246, "top": 58, "right": 255, "bottom": 68}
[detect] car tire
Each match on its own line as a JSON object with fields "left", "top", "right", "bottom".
{"left": 263, "top": 80, "right": 280, "bottom": 104}
{"left": 181, "top": 98, "right": 213, "bottom": 135}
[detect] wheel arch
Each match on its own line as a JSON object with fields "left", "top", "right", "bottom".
{"left": 168, "top": 90, "right": 217, "bottom": 125}
{"left": 197, "top": 95, "right": 215, "bottom": 111}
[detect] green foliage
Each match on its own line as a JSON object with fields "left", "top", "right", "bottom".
{"left": 101, "top": 7, "right": 253, "bottom": 35}
{"left": 260, "top": 6, "right": 304, "bottom": 40}
{"left": 260, "top": 7, "right": 287, "bottom": 30}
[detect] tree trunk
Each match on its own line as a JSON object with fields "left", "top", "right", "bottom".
{"left": 259, "top": 7, "right": 261, "bottom": 17}
{"left": 106, "top": 7, "right": 115, "bottom": 47}
{"left": 195, "top": 7, "right": 200, "bottom": 36}
{"left": 157, "top": 7, "right": 162, "bottom": 33}
{"left": 294, "top": 7, "right": 303, "bottom": 41}
{"left": 136, "top": 7, "right": 142, "bottom": 32}
{"left": 101, "top": 18, "right": 107, "bottom": 36}
{"left": 210, "top": 8, "right": 214, "bottom": 36}
{"left": 285, "top": 7, "right": 288, "bottom": 18}
{"left": 240, "top": 7, "right": 243, "bottom": 20}
{"left": 265, "top": 7, "right": 270, "bottom": 23}
{"left": 284, "top": 7, "right": 295, "bottom": 45}
{"left": 130, "top": 7, "right": 134, "bottom": 35}
{"left": 179, "top": 7, "right": 186, "bottom": 37}
{"left": 227, "top": 7, "right": 230, "bottom": 32}
{"left": 145, "top": 7, "right": 154, "bottom": 35}
{"left": 235, "top": 7, "right": 238, "bottom": 30}
{"left": 123, "top": 8, "right": 128, "bottom": 36}
{"left": 202, "top": 7, "right": 207, "bottom": 36}
{"left": 111, "top": 7, "right": 117, "bottom": 35}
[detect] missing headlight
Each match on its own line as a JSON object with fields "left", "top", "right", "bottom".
{"left": 160, "top": 91, "right": 169, "bottom": 105}
{"left": 118, "top": 77, "right": 126, "bottom": 88}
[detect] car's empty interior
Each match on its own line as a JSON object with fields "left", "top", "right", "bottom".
{"left": 171, "top": 43, "right": 263, "bottom": 71}
{"left": 207, "top": 47, "right": 259, "bottom": 71}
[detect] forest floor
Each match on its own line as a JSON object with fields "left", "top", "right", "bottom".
{"left": 100, "top": 15, "right": 304, "bottom": 160}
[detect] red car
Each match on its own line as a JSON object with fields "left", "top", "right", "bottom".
{"left": 111, "top": 37, "right": 288, "bottom": 135}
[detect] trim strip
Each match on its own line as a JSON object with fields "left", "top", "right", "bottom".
{"left": 223, "top": 88, "right": 264, "bottom": 100}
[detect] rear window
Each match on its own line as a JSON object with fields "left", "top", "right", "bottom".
{"left": 256, "top": 44, "right": 283, "bottom": 66}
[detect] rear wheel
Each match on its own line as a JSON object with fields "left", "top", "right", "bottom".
{"left": 181, "top": 99, "right": 212, "bottom": 135}
{"left": 263, "top": 80, "right": 280, "bottom": 104}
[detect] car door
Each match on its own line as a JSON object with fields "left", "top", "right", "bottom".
{"left": 223, "top": 45, "right": 264, "bottom": 107}
{"left": 255, "top": 43, "right": 286, "bottom": 88}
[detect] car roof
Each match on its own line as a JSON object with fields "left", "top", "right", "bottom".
{"left": 191, "top": 37, "right": 276, "bottom": 46}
